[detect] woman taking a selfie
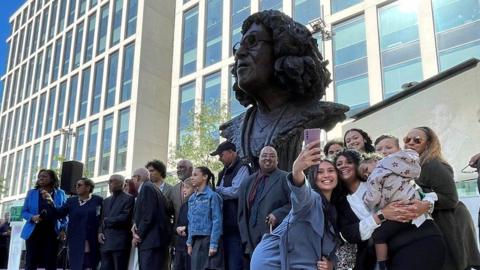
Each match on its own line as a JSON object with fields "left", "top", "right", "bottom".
{"left": 251, "top": 142, "right": 338, "bottom": 270}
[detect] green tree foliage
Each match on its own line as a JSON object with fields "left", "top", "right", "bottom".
{"left": 170, "top": 103, "right": 230, "bottom": 176}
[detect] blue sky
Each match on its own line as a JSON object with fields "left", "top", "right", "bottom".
{"left": 0, "top": 0, "right": 25, "bottom": 81}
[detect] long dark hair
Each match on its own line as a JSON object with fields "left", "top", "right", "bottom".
{"left": 307, "top": 159, "right": 344, "bottom": 205}
{"left": 334, "top": 149, "right": 365, "bottom": 196}
{"left": 195, "top": 166, "right": 216, "bottom": 191}
{"left": 35, "top": 169, "right": 60, "bottom": 189}
{"left": 344, "top": 128, "right": 375, "bottom": 153}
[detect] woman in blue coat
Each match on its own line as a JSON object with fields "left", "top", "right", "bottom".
{"left": 21, "top": 169, "right": 67, "bottom": 270}
{"left": 251, "top": 143, "right": 338, "bottom": 270}
{"left": 44, "top": 177, "right": 103, "bottom": 270}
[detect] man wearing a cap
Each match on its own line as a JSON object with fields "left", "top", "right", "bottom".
{"left": 211, "top": 141, "right": 251, "bottom": 270}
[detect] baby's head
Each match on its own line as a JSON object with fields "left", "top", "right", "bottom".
{"left": 182, "top": 177, "right": 195, "bottom": 200}
{"left": 359, "top": 153, "right": 383, "bottom": 179}
{"left": 374, "top": 135, "right": 401, "bottom": 157}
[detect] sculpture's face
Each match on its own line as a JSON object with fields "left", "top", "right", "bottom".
{"left": 235, "top": 23, "right": 275, "bottom": 95}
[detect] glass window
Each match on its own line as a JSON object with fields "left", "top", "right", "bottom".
{"left": 11, "top": 70, "right": 19, "bottom": 106}
{"left": 178, "top": 82, "right": 195, "bottom": 143}
{"left": 84, "top": 14, "right": 96, "bottom": 63}
{"left": 121, "top": 43, "right": 135, "bottom": 102}
{"left": 27, "top": 59, "right": 35, "bottom": 97}
{"left": 91, "top": 59, "right": 104, "bottom": 115}
{"left": 39, "top": 8, "right": 49, "bottom": 47}
{"left": 331, "top": 0, "right": 361, "bottom": 14}
{"left": 204, "top": 0, "right": 223, "bottom": 66}
{"left": 86, "top": 120, "right": 99, "bottom": 175}
{"left": 49, "top": 0, "right": 58, "bottom": 40}
{"left": 260, "top": 0, "right": 282, "bottom": 11}
{"left": 29, "top": 16, "right": 38, "bottom": 54}
{"left": 41, "top": 139, "right": 51, "bottom": 169}
{"left": 9, "top": 109, "right": 20, "bottom": 150}
{"left": 105, "top": 51, "right": 119, "bottom": 109}
{"left": 57, "top": 0, "right": 67, "bottom": 34}
{"left": 14, "top": 105, "right": 25, "bottom": 147}
{"left": 115, "top": 108, "right": 129, "bottom": 172}
{"left": 31, "top": 143, "right": 41, "bottom": 186}
{"left": 67, "top": 74, "right": 79, "bottom": 124}
{"left": 203, "top": 72, "right": 221, "bottom": 108}
{"left": 378, "top": 2, "right": 422, "bottom": 97}
{"left": 228, "top": 71, "right": 245, "bottom": 117}
{"left": 111, "top": 0, "right": 123, "bottom": 47}
{"left": 5, "top": 155, "right": 13, "bottom": 197}
{"left": 294, "top": 0, "right": 321, "bottom": 25}
{"left": 230, "top": 0, "right": 250, "bottom": 56}
{"left": 52, "top": 38, "right": 62, "bottom": 82}
{"left": 99, "top": 114, "right": 113, "bottom": 175}
{"left": 33, "top": 50, "right": 44, "bottom": 93}
{"left": 9, "top": 36, "right": 17, "bottom": 71}
{"left": 74, "top": 125, "right": 85, "bottom": 161}
{"left": 52, "top": 135, "right": 61, "bottom": 168}
{"left": 36, "top": 94, "right": 47, "bottom": 139}
{"left": 432, "top": 0, "right": 480, "bottom": 71}
{"left": 19, "top": 64, "right": 27, "bottom": 101}
{"left": 1, "top": 113, "right": 11, "bottom": 152}
{"left": 78, "top": 67, "right": 91, "bottom": 120}
{"left": 62, "top": 30, "right": 73, "bottom": 76}
{"left": 125, "top": 0, "right": 137, "bottom": 37}
{"left": 46, "top": 87, "right": 56, "bottom": 135}
{"left": 78, "top": 0, "right": 87, "bottom": 17}
{"left": 16, "top": 29, "right": 25, "bottom": 64}
{"left": 12, "top": 151, "right": 22, "bottom": 195}
{"left": 181, "top": 7, "right": 198, "bottom": 76}
{"left": 21, "top": 146, "right": 31, "bottom": 194}
{"left": 97, "top": 5, "right": 109, "bottom": 55}
{"left": 24, "top": 23, "right": 32, "bottom": 60}
{"left": 332, "top": 16, "right": 369, "bottom": 113}
{"left": 55, "top": 81, "right": 67, "bottom": 130}
{"left": 19, "top": 103, "right": 28, "bottom": 145}
{"left": 42, "top": 45, "right": 53, "bottom": 88}
{"left": 67, "top": 0, "right": 76, "bottom": 26}
{"left": 27, "top": 98, "right": 37, "bottom": 142}
{"left": 2, "top": 78, "right": 10, "bottom": 113}
{"left": 73, "top": 22, "right": 85, "bottom": 70}
{"left": 90, "top": 0, "right": 98, "bottom": 8}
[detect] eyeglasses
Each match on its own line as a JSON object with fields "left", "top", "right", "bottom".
{"left": 232, "top": 34, "right": 272, "bottom": 55}
{"left": 403, "top": 136, "right": 423, "bottom": 144}
{"left": 461, "top": 164, "right": 478, "bottom": 174}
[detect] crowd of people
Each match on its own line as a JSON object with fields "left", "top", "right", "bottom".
{"left": 8, "top": 125, "right": 478, "bottom": 270}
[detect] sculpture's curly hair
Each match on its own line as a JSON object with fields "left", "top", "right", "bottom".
{"left": 231, "top": 10, "right": 331, "bottom": 106}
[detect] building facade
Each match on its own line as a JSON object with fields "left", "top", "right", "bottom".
{"left": 169, "top": 0, "right": 480, "bottom": 147}
{"left": 0, "top": 0, "right": 175, "bottom": 208}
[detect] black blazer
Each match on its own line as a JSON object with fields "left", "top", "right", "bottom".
{"left": 99, "top": 191, "right": 134, "bottom": 252}
{"left": 133, "top": 181, "right": 170, "bottom": 250}
{"left": 237, "top": 168, "right": 291, "bottom": 254}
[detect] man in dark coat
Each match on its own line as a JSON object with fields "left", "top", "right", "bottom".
{"left": 238, "top": 146, "right": 291, "bottom": 258}
{"left": 132, "top": 167, "right": 170, "bottom": 270}
{"left": 99, "top": 174, "right": 134, "bottom": 270}
{"left": 211, "top": 141, "right": 251, "bottom": 270}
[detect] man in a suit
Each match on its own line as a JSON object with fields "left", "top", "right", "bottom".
{"left": 170, "top": 159, "right": 193, "bottom": 224}
{"left": 132, "top": 167, "right": 170, "bottom": 270}
{"left": 238, "top": 146, "right": 291, "bottom": 258}
{"left": 99, "top": 174, "right": 134, "bottom": 270}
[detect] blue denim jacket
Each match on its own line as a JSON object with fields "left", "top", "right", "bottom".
{"left": 187, "top": 186, "right": 223, "bottom": 249}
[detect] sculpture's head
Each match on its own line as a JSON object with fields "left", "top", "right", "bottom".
{"left": 232, "top": 10, "right": 331, "bottom": 107}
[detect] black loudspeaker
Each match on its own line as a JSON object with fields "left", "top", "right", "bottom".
{"left": 61, "top": 161, "right": 84, "bottom": 195}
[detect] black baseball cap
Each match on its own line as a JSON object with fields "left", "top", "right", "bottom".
{"left": 210, "top": 141, "right": 236, "bottom": 156}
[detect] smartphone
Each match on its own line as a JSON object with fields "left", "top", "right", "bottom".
{"left": 304, "top": 128, "right": 321, "bottom": 147}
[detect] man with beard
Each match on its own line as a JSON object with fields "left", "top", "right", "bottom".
{"left": 238, "top": 146, "right": 290, "bottom": 259}
{"left": 210, "top": 141, "right": 251, "bottom": 270}
{"left": 170, "top": 160, "right": 193, "bottom": 224}
{"left": 99, "top": 174, "right": 134, "bottom": 270}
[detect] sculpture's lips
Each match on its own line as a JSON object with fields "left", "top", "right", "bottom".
{"left": 237, "top": 62, "right": 249, "bottom": 68}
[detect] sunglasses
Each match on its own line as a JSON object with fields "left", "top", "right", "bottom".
{"left": 403, "top": 136, "right": 423, "bottom": 144}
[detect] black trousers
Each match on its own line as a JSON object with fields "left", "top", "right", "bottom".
{"left": 372, "top": 220, "right": 412, "bottom": 244}
{"left": 138, "top": 247, "right": 167, "bottom": 270}
{"left": 390, "top": 235, "right": 445, "bottom": 270}
{"left": 25, "top": 227, "right": 58, "bottom": 270}
{"left": 100, "top": 249, "right": 130, "bottom": 270}
{"left": 173, "top": 250, "right": 191, "bottom": 270}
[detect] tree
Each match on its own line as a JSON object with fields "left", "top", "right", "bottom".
{"left": 169, "top": 102, "right": 230, "bottom": 176}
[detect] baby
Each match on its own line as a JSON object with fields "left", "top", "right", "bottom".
{"left": 360, "top": 135, "right": 436, "bottom": 270}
